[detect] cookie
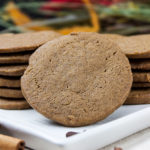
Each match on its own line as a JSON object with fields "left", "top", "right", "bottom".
{"left": 0, "top": 76, "right": 20, "bottom": 88}
{"left": 0, "top": 33, "right": 14, "bottom": 36}
{"left": 100, "top": 34, "right": 124, "bottom": 40}
{"left": 133, "top": 82, "right": 150, "bottom": 88}
{"left": 116, "top": 34, "right": 150, "bottom": 58}
{"left": 21, "top": 32, "right": 132, "bottom": 127}
{"left": 125, "top": 89, "right": 150, "bottom": 104}
{"left": 0, "top": 98, "right": 30, "bottom": 110}
{"left": 0, "top": 31, "right": 61, "bottom": 53}
{"left": 0, "top": 65, "right": 27, "bottom": 76}
{"left": 0, "top": 88, "right": 23, "bottom": 98}
{"left": 0, "top": 54, "right": 30, "bottom": 64}
{"left": 133, "top": 72, "right": 150, "bottom": 82}
{"left": 130, "top": 59, "right": 150, "bottom": 70}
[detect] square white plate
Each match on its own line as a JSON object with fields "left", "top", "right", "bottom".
{"left": 0, "top": 105, "right": 150, "bottom": 150}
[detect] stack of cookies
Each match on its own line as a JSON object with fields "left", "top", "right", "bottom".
{"left": 0, "top": 31, "right": 61, "bottom": 110}
{"left": 115, "top": 34, "right": 150, "bottom": 104}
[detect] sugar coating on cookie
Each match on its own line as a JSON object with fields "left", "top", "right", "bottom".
{"left": 0, "top": 31, "right": 61, "bottom": 53}
{"left": 21, "top": 32, "right": 132, "bottom": 127}
{"left": 116, "top": 34, "right": 150, "bottom": 58}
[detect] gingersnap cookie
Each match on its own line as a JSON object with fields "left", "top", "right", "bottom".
{"left": 0, "top": 98, "right": 30, "bottom": 110}
{"left": 100, "top": 34, "right": 124, "bottom": 40}
{"left": 133, "top": 72, "right": 150, "bottom": 82}
{"left": 21, "top": 32, "right": 132, "bottom": 127}
{"left": 116, "top": 34, "right": 150, "bottom": 58}
{"left": 0, "top": 76, "right": 20, "bottom": 88}
{"left": 133, "top": 82, "right": 150, "bottom": 88}
{"left": 0, "top": 31, "right": 61, "bottom": 53}
{"left": 0, "top": 65, "right": 27, "bottom": 76}
{"left": 125, "top": 89, "right": 150, "bottom": 104}
{"left": 0, "top": 54, "right": 30, "bottom": 64}
{"left": 0, "top": 88, "right": 23, "bottom": 98}
{"left": 130, "top": 59, "right": 150, "bottom": 70}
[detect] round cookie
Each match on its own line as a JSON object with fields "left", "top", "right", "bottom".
{"left": 116, "top": 34, "right": 150, "bottom": 58}
{"left": 21, "top": 32, "right": 132, "bottom": 127}
{"left": 0, "top": 65, "right": 27, "bottom": 76}
{"left": 0, "top": 77, "right": 20, "bottom": 88}
{"left": 0, "top": 88, "right": 23, "bottom": 98}
{"left": 0, "top": 54, "right": 30, "bottom": 64}
{"left": 0, "top": 31, "right": 61, "bottom": 53}
{"left": 133, "top": 72, "right": 150, "bottom": 82}
{"left": 0, "top": 98, "right": 30, "bottom": 110}
{"left": 130, "top": 59, "right": 150, "bottom": 70}
{"left": 125, "top": 89, "right": 150, "bottom": 104}
{"left": 133, "top": 82, "right": 150, "bottom": 88}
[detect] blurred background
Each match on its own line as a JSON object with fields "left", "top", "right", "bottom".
{"left": 0, "top": 0, "right": 150, "bottom": 35}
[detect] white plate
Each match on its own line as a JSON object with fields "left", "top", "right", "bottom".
{"left": 0, "top": 105, "right": 150, "bottom": 150}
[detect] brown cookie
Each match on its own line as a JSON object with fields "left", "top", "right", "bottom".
{"left": 100, "top": 34, "right": 124, "bottom": 40}
{"left": 125, "top": 89, "right": 150, "bottom": 104}
{"left": 133, "top": 72, "right": 150, "bottom": 82}
{"left": 0, "top": 65, "right": 27, "bottom": 76}
{"left": 0, "top": 54, "right": 30, "bottom": 64}
{"left": 21, "top": 32, "right": 132, "bottom": 127}
{"left": 29, "top": 33, "right": 125, "bottom": 65}
{"left": 0, "top": 88, "right": 23, "bottom": 98}
{"left": 0, "top": 31, "right": 61, "bottom": 53}
{"left": 0, "top": 33, "right": 14, "bottom": 36}
{"left": 130, "top": 59, "right": 150, "bottom": 70}
{"left": 116, "top": 34, "right": 150, "bottom": 58}
{"left": 0, "top": 76, "right": 20, "bottom": 88}
{"left": 133, "top": 82, "right": 150, "bottom": 88}
{"left": 0, "top": 98, "right": 30, "bottom": 110}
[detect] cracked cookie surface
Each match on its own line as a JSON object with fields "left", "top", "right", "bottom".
{"left": 21, "top": 32, "right": 132, "bottom": 127}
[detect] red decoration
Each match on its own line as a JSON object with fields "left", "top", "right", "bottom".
{"left": 42, "top": 0, "right": 125, "bottom": 11}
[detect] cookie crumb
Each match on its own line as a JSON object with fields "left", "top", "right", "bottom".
{"left": 66, "top": 131, "right": 78, "bottom": 137}
{"left": 114, "top": 147, "right": 123, "bottom": 150}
